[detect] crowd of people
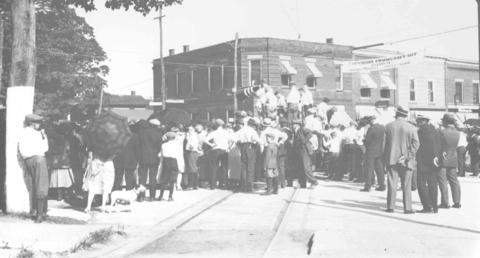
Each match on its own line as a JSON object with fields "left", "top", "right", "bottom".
{"left": 18, "top": 81, "right": 479, "bottom": 222}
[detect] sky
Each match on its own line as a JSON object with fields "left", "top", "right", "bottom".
{"left": 76, "top": 0, "right": 479, "bottom": 99}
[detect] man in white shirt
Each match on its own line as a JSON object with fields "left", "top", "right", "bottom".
{"left": 342, "top": 121, "right": 359, "bottom": 181}
{"left": 323, "top": 123, "right": 343, "bottom": 180}
{"left": 354, "top": 126, "right": 366, "bottom": 183}
{"left": 286, "top": 81, "right": 301, "bottom": 123}
{"left": 235, "top": 117, "right": 261, "bottom": 192}
{"left": 275, "top": 91, "right": 287, "bottom": 117}
{"left": 19, "top": 114, "right": 49, "bottom": 223}
{"left": 300, "top": 85, "right": 314, "bottom": 118}
{"left": 204, "top": 119, "right": 230, "bottom": 189}
{"left": 457, "top": 126, "right": 468, "bottom": 177}
{"left": 259, "top": 118, "right": 288, "bottom": 150}
{"left": 316, "top": 97, "right": 331, "bottom": 123}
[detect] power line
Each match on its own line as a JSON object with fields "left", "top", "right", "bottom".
{"left": 277, "top": 0, "right": 298, "bottom": 35}
{"left": 388, "top": 25, "right": 478, "bottom": 45}
{"left": 107, "top": 78, "right": 153, "bottom": 91}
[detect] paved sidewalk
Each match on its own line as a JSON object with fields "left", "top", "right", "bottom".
{"left": 268, "top": 175, "right": 480, "bottom": 257}
{"left": 0, "top": 188, "right": 226, "bottom": 257}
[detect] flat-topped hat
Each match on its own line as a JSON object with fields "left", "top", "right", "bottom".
{"left": 395, "top": 105, "right": 410, "bottom": 116}
{"left": 289, "top": 81, "right": 296, "bottom": 86}
{"left": 322, "top": 97, "right": 330, "bottom": 103}
{"left": 262, "top": 118, "right": 273, "bottom": 127}
{"left": 442, "top": 113, "right": 456, "bottom": 124}
{"left": 25, "top": 114, "right": 45, "bottom": 123}
{"left": 215, "top": 119, "right": 225, "bottom": 126}
{"left": 416, "top": 114, "right": 430, "bottom": 120}
{"left": 165, "top": 132, "right": 177, "bottom": 139}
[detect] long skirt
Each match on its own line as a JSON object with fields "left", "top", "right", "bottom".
{"left": 49, "top": 168, "right": 74, "bottom": 188}
{"left": 186, "top": 151, "right": 199, "bottom": 173}
{"left": 228, "top": 144, "right": 242, "bottom": 181}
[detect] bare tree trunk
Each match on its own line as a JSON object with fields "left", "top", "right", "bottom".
{"left": 0, "top": 10, "right": 4, "bottom": 95}
{"left": 6, "top": 0, "right": 36, "bottom": 213}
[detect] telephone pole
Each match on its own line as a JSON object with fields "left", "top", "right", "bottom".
{"left": 234, "top": 33, "right": 239, "bottom": 112}
{"left": 477, "top": 0, "right": 480, "bottom": 117}
{"left": 155, "top": 3, "right": 166, "bottom": 110}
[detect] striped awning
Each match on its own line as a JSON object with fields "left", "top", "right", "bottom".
{"left": 280, "top": 60, "right": 297, "bottom": 75}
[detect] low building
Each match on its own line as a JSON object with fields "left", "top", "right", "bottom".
{"left": 106, "top": 91, "right": 153, "bottom": 121}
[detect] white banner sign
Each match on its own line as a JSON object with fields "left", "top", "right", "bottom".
{"left": 341, "top": 51, "right": 424, "bottom": 73}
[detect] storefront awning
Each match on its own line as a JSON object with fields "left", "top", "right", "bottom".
{"left": 360, "top": 73, "right": 377, "bottom": 88}
{"left": 306, "top": 62, "right": 323, "bottom": 78}
{"left": 380, "top": 74, "right": 397, "bottom": 90}
{"left": 280, "top": 60, "right": 297, "bottom": 75}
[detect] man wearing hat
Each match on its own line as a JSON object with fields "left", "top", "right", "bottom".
{"left": 316, "top": 97, "right": 330, "bottom": 124}
{"left": 361, "top": 116, "right": 386, "bottom": 192}
{"left": 286, "top": 81, "right": 301, "bottom": 123}
{"left": 260, "top": 118, "right": 288, "bottom": 149}
{"left": 300, "top": 85, "right": 314, "bottom": 118}
{"left": 234, "top": 116, "right": 261, "bottom": 191}
{"left": 291, "top": 118, "right": 318, "bottom": 189}
{"left": 19, "top": 114, "right": 49, "bottom": 223}
{"left": 383, "top": 106, "right": 419, "bottom": 214}
{"left": 137, "top": 118, "right": 164, "bottom": 201}
{"left": 438, "top": 113, "right": 462, "bottom": 209}
{"left": 277, "top": 117, "right": 292, "bottom": 188}
{"left": 415, "top": 114, "right": 441, "bottom": 213}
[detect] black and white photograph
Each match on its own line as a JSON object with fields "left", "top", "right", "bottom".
{"left": 0, "top": 0, "right": 479, "bottom": 257}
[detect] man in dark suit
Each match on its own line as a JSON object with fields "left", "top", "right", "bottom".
{"left": 415, "top": 115, "right": 441, "bottom": 213}
{"left": 438, "top": 113, "right": 462, "bottom": 209}
{"left": 361, "top": 116, "right": 385, "bottom": 192}
{"left": 291, "top": 119, "right": 318, "bottom": 189}
{"left": 383, "top": 106, "right": 419, "bottom": 214}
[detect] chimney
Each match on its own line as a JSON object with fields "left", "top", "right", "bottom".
{"left": 326, "top": 38, "right": 333, "bottom": 44}
{"left": 169, "top": 49, "right": 175, "bottom": 56}
{"left": 131, "top": 91, "right": 135, "bottom": 96}
{"left": 183, "top": 45, "right": 189, "bottom": 53}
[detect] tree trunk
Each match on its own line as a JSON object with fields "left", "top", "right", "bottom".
{"left": 0, "top": 9, "right": 4, "bottom": 96}
{"left": 6, "top": 0, "right": 36, "bottom": 213}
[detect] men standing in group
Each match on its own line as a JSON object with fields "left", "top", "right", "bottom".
{"left": 291, "top": 119, "right": 318, "bottom": 189}
{"left": 235, "top": 117, "right": 260, "bottom": 192}
{"left": 383, "top": 106, "right": 419, "bottom": 214}
{"left": 204, "top": 119, "right": 230, "bottom": 190}
{"left": 438, "top": 113, "right": 462, "bottom": 209}
{"left": 137, "top": 119, "right": 164, "bottom": 202}
{"left": 286, "top": 81, "right": 301, "bottom": 123}
{"left": 361, "top": 116, "right": 385, "bottom": 192}
{"left": 415, "top": 115, "right": 441, "bottom": 213}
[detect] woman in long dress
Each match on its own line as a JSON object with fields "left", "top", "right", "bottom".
{"left": 84, "top": 150, "right": 115, "bottom": 213}
{"left": 48, "top": 135, "right": 75, "bottom": 201}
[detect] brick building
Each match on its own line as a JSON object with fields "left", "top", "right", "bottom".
{"left": 152, "top": 38, "right": 358, "bottom": 121}
{"left": 445, "top": 58, "right": 480, "bottom": 122}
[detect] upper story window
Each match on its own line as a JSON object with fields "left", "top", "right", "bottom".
{"left": 249, "top": 60, "right": 262, "bottom": 86}
{"left": 455, "top": 80, "right": 463, "bottom": 103}
{"left": 380, "top": 89, "right": 390, "bottom": 99}
{"left": 409, "top": 79, "right": 415, "bottom": 102}
{"left": 474, "top": 81, "right": 479, "bottom": 104}
{"left": 305, "top": 62, "right": 322, "bottom": 89}
{"left": 335, "top": 65, "right": 343, "bottom": 90}
{"left": 428, "top": 81, "right": 434, "bottom": 102}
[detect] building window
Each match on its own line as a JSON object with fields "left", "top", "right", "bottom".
{"left": 380, "top": 89, "right": 390, "bottom": 99}
{"left": 191, "top": 71, "right": 195, "bottom": 93}
{"left": 207, "top": 111, "right": 213, "bottom": 122}
{"left": 428, "top": 81, "right": 434, "bottom": 102}
{"left": 360, "top": 88, "right": 371, "bottom": 98}
{"left": 208, "top": 67, "right": 212, "bottom": 91}
{"left": 409, "top": 79, "right": 415, "bottom": 101}
{"left": 281, "top": 74, "right": 291, "bottom": 86}
{"left": 335, "top": 65, "right": 343, "bottom": 90}
{"left": 250, "top": 60, "right": 261, "bottom": 86}
{"left": 191, "top": 113, "right": 198, "bottom": 122}
{"left": 210, "top": 66, "right": 222, "bottom": 91}
{"left": 474, "top": 83, "right": 479, "bottom": 104}
{"left": 455, "top": 81, "right": 463, "bottom": 103}
{"left": 306, "top": 77, "right": 316, "bottom": 88}
{"left": 176, "top": 74, "right": 179, "bottom": 95}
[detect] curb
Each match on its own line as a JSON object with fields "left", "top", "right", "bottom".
{"left": 88, "top": 190, "right": 234, "bottom": 258}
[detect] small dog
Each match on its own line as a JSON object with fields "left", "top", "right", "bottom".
{"left": 109, "top": 185, "right": 147, "bottom": 213}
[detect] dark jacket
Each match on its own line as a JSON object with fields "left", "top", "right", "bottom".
{"left": 363, "top": 123, "right": 385, "bottom": 159}
{"left": 137, "top": 120, "right": 163, "bottom": 165}
{"left": 417, "top": 124, "right": 441, "bottom": 172}
{"left": 440, "top": 125, "right": 460, "bottom": 168}
{"left": 293, "top": 127, "right": 312, "bottom": 151}
{"left": 113, "top": 133, "right": 141, "bottom": 169}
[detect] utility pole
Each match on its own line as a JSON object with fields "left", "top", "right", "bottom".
{"left": 477, "top": 0, "right": 480, "bottom": 118}
{"left": 97, "top": 86, "right": 104, "bottom": 114}
{"left": 234, "top": 33, "right": 239, "bottom": 112}
{"left": 155, "top": 2, "right": 166, "bottom": 110}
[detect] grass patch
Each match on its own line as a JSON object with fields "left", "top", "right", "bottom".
{"left": 0, "top": 212, "right": 86, "bottom": 225}
{"left": 69, "top": 225, "right": 126, "bottom": 254}
{"left": 16, "top": 245, "right": 35, "bottom": 258}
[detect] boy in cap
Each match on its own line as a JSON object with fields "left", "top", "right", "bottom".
{"left": 19, "top": 114, "right": 49, "bottom": 223}
{"left": 262, "top": 132, "right": 279, "bottom": 195}
{"left": 158, "top": 132, "right": 178, "bottom": 201}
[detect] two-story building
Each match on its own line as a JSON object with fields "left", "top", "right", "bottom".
{"left": 152, "top": 38, "right": 357, "bottom": 121}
